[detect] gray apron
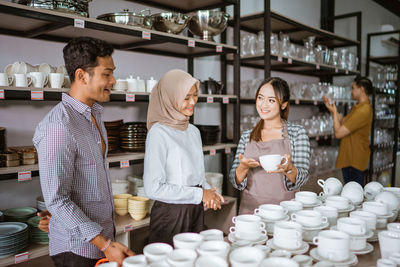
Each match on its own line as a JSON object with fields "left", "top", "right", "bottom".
{"left": 239, "top": 121, "right": 297, "bottom": 215}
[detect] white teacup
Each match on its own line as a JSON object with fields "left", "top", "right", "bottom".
{"left": 317, "top": 177, "right": 342, "bottom": 196}
{"left": 0, "top": 73, "right": 13, "bottom": 86}
{"left": 364, "top": 181, "right": 384, "bottom": 200}
{"left": 273, "top": 221, "right": 302, "bottom": 250}
{"left": 39, "top": 63, "right": 55, "bottom": 75}
{"left": 377, "top": 259, "right": 397, "bottom": 267}
{"left": 260, "top": 257, "right": 299, "bottom": 267}
{"left": 229, "top": 246, "right": 265, "bottom": 267}
{"left": 280, "top": 200, "right": 303, "bottom": 215}
{"left": 375, "top": 191, "right": 399, "bottom": 212}
{"left": 229, "top": 226, "right": 267, "bottom": 241}
{"left": 254, "top": 204, "right": 287, "bottom": 220}
{"left": 295, "top": 191, "right": 317, "bottom": 205}
{"left": 325, "top": 196, "right": 352, "bottom": 210}
{"left": 313, "top": 230, "right": 350, "bottom": 262}
{"left": 29, "top": 72, "right": 48, "bottom": 88}
{"left": 343, "top": 181, "right": 363, "bottom": 193}
{"left": 292, "top": 255, "right": 313, "bottom": 266}
{"left": 363, "top": 201, "right": 388, "bottom": 216}
{"left": 123, "top": 255, "right": 147, "bottom": 267}
{"left": 384, "top": 187, "right": 400, "bottom": 197}
{"left": 196, "top": 241, "right": 230, "bottom": 259}
{"left": 337, "top": 217, "right": 366, "bottom": 236}
{"left": 200, "top": 229, "right": 224, "bottom": 241}
{"left": 379, "top": 231, "right": 400, "bottom": 259}
{"left": 49, "top": 73, "right": 66, "bottom": 88}
{"left": 314, "top": 206, "right": 338, "bottom": 226}
{"left": 148, "top": 261, "right": 169, "bottom": 267}
{"left": 173, "top": 233, "right": 204, "bottom": 249}
{"left": 167, "top": 249, "right": 197, "bottom": 267}
{"left": 126, "top": 76, "right": 138, "bottom": 92}
{"left": 388, "top": 223, "right": 400, "bottom": 233}
{"left": 143, "top": 242, "right": 173, "bottom": 263}
{"left": 291, "top": 210, "right": 327, "bottom": 227}
{"left": 377, "top": 218, "right": 389, "bottom": 229}
{"left": 341, "top": 186, "right": 364, "bottom": 205}
{"left": 18, "top": 62, "right": 37, "bottom": 74}
{"left": 388, "top": 252, "right": 400, "bottom": 265}
{"left": 14, "top": 73, "right": 32, "bottom": 87}
{"left": 350, "top": 210, "right": 377, "bottom": 231}
{"left": 231, "top": 215, "right": 266, "bottom": 241}
{"left": 259, "top": 154, "right": 288, "bottom": 172}
{"left": 349, "top": 235, "right": 367, "bottom": 251}
{"left": 270, "top": 249, "right": 292, "bottom": 258}
{"left": 195, "top": 256, "right": 228, "bottom": 267}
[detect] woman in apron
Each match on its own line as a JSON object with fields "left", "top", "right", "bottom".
{"left": 229, "top": 77, "right": 310, "bottom": 215}
{"left": 143, "top": 69, "right": 224, "bottom": 245}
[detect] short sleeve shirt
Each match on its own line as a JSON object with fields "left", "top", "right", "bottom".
{"left": 336, "top": 101, "right": 372, "bottom": 171}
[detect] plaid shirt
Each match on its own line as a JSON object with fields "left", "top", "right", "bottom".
{"left": 33, "top": 93, "right": 114, "bottom": 259}
{"left": 229, "top": 122, "right": 310, "bottom": 191}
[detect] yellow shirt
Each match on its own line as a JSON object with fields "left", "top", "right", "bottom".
{"left": 336, "top": 101, "right": 372, "bottom": 171}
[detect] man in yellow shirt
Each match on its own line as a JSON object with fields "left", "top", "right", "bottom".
{"left": 323, "top": 77, "right": 373, "bottom": 186}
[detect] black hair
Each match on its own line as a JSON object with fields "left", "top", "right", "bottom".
{"left": 354, "top": 76, "right": 373, "bottom": 96}
{"left": 63, "top": 37, "right": 114, "bottom": 82}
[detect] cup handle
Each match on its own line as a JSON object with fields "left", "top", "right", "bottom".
{"left": 281, "top": 155, "right": 288, "bottom": 166}
{"left": 254, "top": 208, "right": 260, "bottom": 215}
{"left": 8, "top": 76, "right": 14, "bottom": 86}
{"left": 229, "top": 226, "right": 236, "bottom": 233}
{"left": 321, "top": 216, "right": 328, "bottom": 224}
{"left": 282, "top": 207, "right": 288, "bottom": 215}
{"left": 260, "top": 222, "right": 266, "bottom": 229}
{"left": 360, "top": 226, "right": 366, "bottom": 235}
{"left": 317, "top": 179, "right": 325, "bottom": 188}
{"left": 232, "top": 217, "right": 236, "bottom": 224}
{"left": 312, "top": 236, "right": 319, "bottom": 246}
{"left": 291, "top": 213, "right": 296, "bottom": 221}
{"left": 27, "top": 77, "right": 32, "bottom": 86}
{"left": 261, "top": 229, "right": 267, "bottom": 236}
{"left": 44, "top": 75, "right": 49, "bottom": 86}
{"left": 319, "top": 192, "right": 325, "bottom": 197}
{"left": 295, "top": 231, "right": 302, "bottom": 238}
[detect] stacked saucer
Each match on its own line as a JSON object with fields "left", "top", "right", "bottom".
{"left": 3, "top": 207, "right": 37, "bottom": 223}
{"left": 291, "top": 210, "right": 329, "bottom": 243}
{"left": 254, "top": 204, "right": 289, "bottom": 235}
{"left": 27, "top": 216, "right": 49, "bottom": 244}
{"left": 325, "top": 195, "right": 355, "bottom": 218}
{"left": 0, "top": 222, "right": 29, "bottom": 258}
{"left": 294, "top": 191, "right": 322, "bottom": 209}
{"left": 267, "top": 221, "right": 309, "bottom": 255}
{"left": 120, "top": 122, "right": 147, "bottom": 152}
{"left": 104, "top": 120, "right": 123, "bottom": 153}
{"left": 36, "top": 196, "right": 46, "bottom": 212}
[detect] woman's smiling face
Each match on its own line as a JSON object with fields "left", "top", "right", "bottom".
{"left": 256, "top": 83, "right": 282, "bottom": 120}
{"left": 179, "top": 84, "right": 198, "bottom": 116}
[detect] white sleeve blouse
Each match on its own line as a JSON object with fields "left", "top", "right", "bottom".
{"left": 143, "top": 123, "right": 211, "bottom": 204}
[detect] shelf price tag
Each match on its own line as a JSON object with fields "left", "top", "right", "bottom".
{"left": 126, "top": 94, "right": 135, "bottom": 102}
{"left": 209, "top": 149, "right": 216, "bottom": 156}
{"left": 124, "top": 224, "right": 134, "bottom": 232}
{"left": 15, "top": 252, "right": 29, "bottom": 264}
{"left": 222, "top": 97, "right": 229, "bottom": 104}
{"left": 0, "top": 89, "right": 4, "bottom": 99}
{"left": 288, "top": 58, "right": 293, "bottom": 64}
{"left": 207, "top": 96, "right": 214, "bottom": 103}
{"left": 335, "top": 68, "right": 339, "bottom": 73}
{"left": 277, "top": 56, "right": 283, "bottom": 62}
{"left": 31, "top": 91, "right": 44, "bottom": 100}
{"left": 142, "top": 31, "right": 151, "bottom": 40}
{"left": 324, "top": 135, "right": 328, "bottom": 140}
{"left": 313, "top": 101, "right": 318, "bottom": 106}
{"left": 120, "top": 160, "right": 130, "bottom": 168}
{"left": 295, "top": 99, "right": 300, "bottom": 105}
{"left": 188, "top": 40, "right": 196, "bottom": 47}
{"left": 216, "top": 46, "right": 223, "bottom": 53}
{"left": 225, "top": 147, "right": 231, "bottom": 154}
{"left": 316, "top": 64, "right": 320, "bottom": 70}
{"left": 74, "top": 19, "right": 85, "bottom": 28}
{"left": 315, "top": 136, "right": 320, "bottom": 141}
{"left": 18, "top": 171, "right": 32, "bottom": 182}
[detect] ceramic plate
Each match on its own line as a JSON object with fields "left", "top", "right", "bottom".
{"left": 302, "top": 221, "right": 330, "bottom": 231}
{"left": 336, "top": 204, "right": 355, "bottom": 213}
{"left": 377, "top": 211, "right": 395, "bottom": 219}
{"left": 4, "top": 207, "right": 37, "bottom": 217}
{"left": 259, "top": 214, "right": 290, "bottom": 223}
{"left": 351, "top": 242, "right": 374, "bottom": 255}
{"left": 292, "top": 199, "right": 323, "bottom": 208}
{"left": 310, "top": 248, "right": 358, "bottom": 266}
{"left": 228, "top": 232, "right": 268, "bottom": 245}
{"left": 330, "top": 226, "right": 374, "bottom": 239}
{"left": 266, "top": 239, "right": 309, "bottom": 255}
{"left": 0, "top": 222, "right": 28, "bottom": 237}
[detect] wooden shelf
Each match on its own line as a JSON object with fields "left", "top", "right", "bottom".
{"left": 0, "top": 243, "right": 49, "bottom": 267}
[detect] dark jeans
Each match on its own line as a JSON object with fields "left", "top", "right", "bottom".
{"left": 342, "top": 166, "right": 365, "bottom": 186}
{"left": 51, "top": 252, "right": 100, "bottom": 267}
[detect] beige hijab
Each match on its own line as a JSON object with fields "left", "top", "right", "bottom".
{"left": 147, "top": 69, "right": 199, "bottom": 131}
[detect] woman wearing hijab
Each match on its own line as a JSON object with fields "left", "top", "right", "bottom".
{"left": 143, "top": 69, "right": 224, "bottom": 245}
{"left": 229, "top": 77, "right": 310, "bottom": 214}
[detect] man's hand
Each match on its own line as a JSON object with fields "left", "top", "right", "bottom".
{"left": 91, "top": 235, "right": 135, "bottom": 266}
{"left": 37, "top": 210, "right": 51, "bottom": 233}
{"left": 323, "top": 96, "right": 337, "bottom": 114}
{"left": 202, "top": 188, "right": 223, "bottom": 210}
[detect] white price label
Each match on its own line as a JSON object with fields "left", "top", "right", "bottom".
{"left": 216, "top": 46, "right": 223, "bottom": 52}
{"left": 210, "top": 149, "right": 216, "bottom": 156}
{"left": 31, "top": 91, "right": 44, "bottom": 100}
{"left": 225, "top": 147, "right": 231, "bottom": 154}
{"left": 142, "top": 31, "right": 151, "bottom": 40}
{"left": 288, "top": 58, "right": 293, "bottom": 64}
{"left": 316, "top": 64, "right": 320, "bottom": 70}
{"left": 18, "top": 171, "right": 32, "bottom": 182}
{"left": 313, "top": 101, "right": 318, "bottom": 106}
{"left": 345, "top": 70, "right": 349, "bottom": 75}
{"left": 207, "top": 96, "right": 214, "bottom": 103}
{"left": 120, "top": 160, "right": 130, "bottom": 168}
{"left": 124, "top": 225, "right": 134, "bottom": 232}
{"left": 188, "top": 40, "right": 196, "bottom": 47}
{"left": 335, "top": 68, "right": 339, "bottom": 73}
{"left": 277, "top": 56, "right": 283, "bottom": 62}
{"left": 126, "top": 94, "right": 135, "bottom": 102}
{"left": 295, "top": 99, "right": 300, "bottom": 105}
{"left": 0, "top": 89, "right": 4, "bottom": 99}
{"left": 74, "top": 19, "right": 85, "bottom": 28}
{"left": 222, "top": 97, "right": 229, "bottom": 104}
{"left": 15, "top": 252, "right": 29, "bottom": 264}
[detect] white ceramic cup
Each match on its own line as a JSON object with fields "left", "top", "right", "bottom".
{"left": 148, "top": 261, "right": 169, "bottom": 267}
{"left": 260, "top": 257, "right": 299, "bottom": 267}
{"left": 295, "top": 191, "right": 317, "bottom": 205}
{"left": 280, "top": 200, "right": 303, "bottom": 215}
{"left": 0, "top": 73, "right": 13, "bottom": 86}
{"left": 291, "top": 210, "right": 328, "bottom": 227}
{"left": 173, "top": 233, "right": 204, "bottom": 249}
{"left": 388, "top": 223, "right": 400, "bottom": 233}
{"left": 325, "top": 196, "right": 352, "bottom": 210}
{"left": 273, "top": 221, "right": 302, "bottom": 250}
{"left": 363, "top": 201, "right": 388, "bottom": 216}
{"left": 196, "top": 240, "right": 230, "bottom": 259}
{"left": 229, "top": 226, "right": 267, "bottom": 241}
{"left": 343, "top": 181, "right": 364, "bottom": 193}
{"left": 126, "top": 76, "right": 138, "bottom": 92}
{"left": 375, "top": 191, "right": 399, "bottom": 212}
{"left": 337, "top": 217, "right": 366, "bottom": 236}
{"left": 136, "top": 76, "right": 146, "bottom": 92}
{"left": 167, "top": 249, "right": 197, "bottom": 267}
{"left": 14, "top": 73, "right": 32, "bottom": 87}
{"left": 195, "top": 255, "right": 228, "bottom": 267}
{"left": 254, "top": 204, "right": 287, "bottom": 220}
{"left": 341, "top": 186, "right": 364, "bottom": 205}
{"left": 270, "top": 249, "right": 292, "bottom": 258}
{"left": 292, "top": 255, "right": 313, "bottom": 266}
{"left": 379, "top": 231, "right": 400, "bottom": 258}
{"left": 18, "top": 62, "right": 36, "bottom": 74}
{"left": 317, "top": 177, "right": 342, "bottom": 196}
{"left": 29, "top": 72, "right": 48, "bottom": 88}
{"left": 350, "top": 210, "right": 377, "bottom": 231}
{"left": 231, "top": 214, "right": 266, "bottom": 240}
{"left": 49, "top": 73, "right": 65, "bottom": 88}
{"left": 314, "top": 206, "right": 338, "bottom": 226}
{"left": 146, "top": 77, "right": 158, "bottom": 93}
{"left": 377, "top": 259, "right": 397, "bottom": 267}
{"left": 143, "top": 242, "right": 173, "bottom": 263}
{"left": 122, "top": 255, "right": 147, "bottom": 267}
{"left": 388, "top": 252, "right": 400, "bottom": 265}
{"left": 39, "top": 63, "right": 55, "bottom": 75}
{"left": 229, "top": 246, "right": 265, "bottom": 267}
{"left": 199, "top": 229, "right": 224, "bottom": 241}
{"left": 259, "top": 154, "right": 288, "bottom": 172}
{"left": 364, "top": 181, "right": 384, "bottom": 200}
{"left": 349, "top": 235, "right": 367, "bottom": 251}
{"left": 313, "top": 230, "right": 350, "bottom": 262}
{"left": 113, "top": 79, "right": 128, "bottom": 91}
{"left": 383, "top": 187, "right": 400, "bottom": 197}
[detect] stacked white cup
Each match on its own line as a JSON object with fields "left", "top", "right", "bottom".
{"left": 336, "top": 217, "right": 369, "bottom": 251}
{"left": 313, "top": 230, "right": 351, "bottom": 262}
{"left": 143, "top": 242, "right": 173, "bottom": 264}
{"left": 379, "top": 231, "right": 400, "bottom": 258}
{"left": 254, "top": 204, "right": 288, "bottom": 220}
{"left": 273, "top": 221, "right": 303, "bottom": 250}
{"left": 280, "top": 200, "right": 303, "bottom": 216}
{"left": 291, "top": 210, "right": 328, "bottom": 228}
{"left": 229, "top": 246, "right": 265, "bottom": 267}
{"left": 317, "top": 177, "right": 342, "bottom": 196}
{"left": 230, "top": 214, "right": 267, "bottom": 241}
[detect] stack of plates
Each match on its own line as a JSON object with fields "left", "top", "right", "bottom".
{"left": 36, "top": 196, "right": 46, "bottom": 212}
{"left": 4, "top": 207, "right": 37, "bottom": 223}
{"left": 27, "top": 216, "right": 49, "bottom": 244}
{"left": 0, "top": 127, "right": 5, "bottom": 152}
{"left": 0, "top": 222, "right": 29, "bottom": 258}
{"left": 104, "top": 120, "right": 124, "bottom": 153}
{"left": 120, "top": 122, "right": 147, "bottom": 152}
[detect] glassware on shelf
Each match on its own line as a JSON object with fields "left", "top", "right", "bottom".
{"left": 331, "top": 51, "right": 339, "bottom": 67}
{"left": 338, "top": 49, "right": 348, "bottom": 69}
{"left": 289, "top": 82, "right": 351, "bottom": 101}
{"left": 309, "top": 146, "right": 338, "bottom": 174}
{"left": 347, "top": 52, "right": 358, "bottom": 71}
{"left": 270, "top": 33, "right": 279, "bottom": 55}
{"left": 256, "top": 31, "right": 265, "bottom": 55}
{"left": 279, "top": 32, "right": 290, "bottom": 57}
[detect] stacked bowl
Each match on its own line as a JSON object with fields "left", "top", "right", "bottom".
{"left": 0, "top": 222, "right": 29, "bottom": 258}
{"left": 3, "top": 207, "right": 37, "bottom": 223}
{"left": 27, "top": 216, "right": 49, "bottom": 244}
{"left": 113, "top": 194, "right": 132, "bottom": 216}
{"left": 128, "top": 196, "right": 150, "bottom": 221}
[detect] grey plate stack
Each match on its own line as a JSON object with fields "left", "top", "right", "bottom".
{"left": 27, "top": 216, "right": 49, "bottom": 245}
{"left": 0, "top": 222, "right": 29, "bottom": 258}
{"left": 4, "top": 207, "right": 37, "bottom": 223}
